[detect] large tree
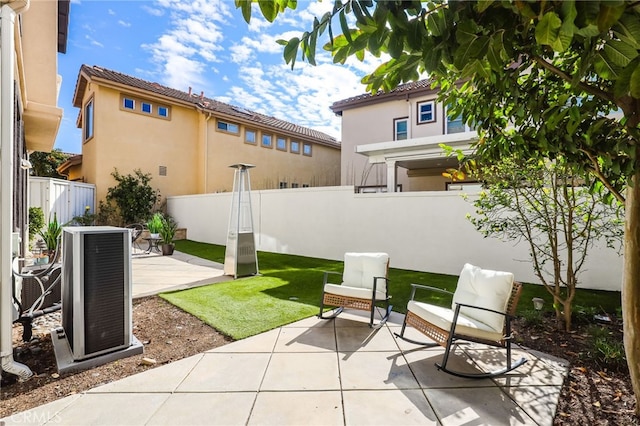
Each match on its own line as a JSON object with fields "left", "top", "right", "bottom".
{"left": 239, "top": 0, "right": 640, "bottom": 412}
{"left": 29, "top": 149, "right": 69, "bottom": 179}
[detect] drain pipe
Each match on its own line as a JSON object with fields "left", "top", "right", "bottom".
{"left": 1, "top": 0, "right": 33, "bottom": 382}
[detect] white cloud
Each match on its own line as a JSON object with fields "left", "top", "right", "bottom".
{"left": 142, "top": 5, "right": 164, "bottom": 17}
{"left": 118, "top": 20, "right": 131, "bottom": 28}
{"left": 85, "top": 35, "right": 103, "bottom": 48}
{"left": 108, "top": 9, "right": 115, "bottom": 16}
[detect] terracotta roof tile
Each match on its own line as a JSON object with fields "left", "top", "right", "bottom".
{"left": 330, "top": 78, "right": 437, "bottom": 113}
{"left": 77, "top": 65, "right": 339, "bottom": 147}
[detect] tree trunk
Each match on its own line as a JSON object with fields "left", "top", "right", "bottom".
{"left": 622, "top": 170, "right": 640, "bottom": 416}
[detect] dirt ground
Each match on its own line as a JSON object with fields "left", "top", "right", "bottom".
{"left": 1, "top": 297, "right": 639, "bottom": 425}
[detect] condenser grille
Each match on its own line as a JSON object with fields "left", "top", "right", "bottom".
{"left": 83, "top": 233, "right": 125, "bottom": 355}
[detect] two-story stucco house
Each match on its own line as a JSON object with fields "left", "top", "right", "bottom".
{"left": 331, "top": 79, "right": 477, "bottom": 193}
{"left": 59, "top": 65, "right": 341, "bottom": 204}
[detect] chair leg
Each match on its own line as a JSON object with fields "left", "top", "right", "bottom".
{"left": 393, "top": 313, "right": 439, "bottom": 347}
{"left": 435, "top": 341, "right": 528, "bottom": 379}
{"left": 369, "top": 302, "right": 392, "bottom": 329}
{"left": 318, "top": 293, "right": 343, "bottom": 320}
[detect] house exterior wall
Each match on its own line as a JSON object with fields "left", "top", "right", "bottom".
{"left": 168, "top": 187, "right": 623, "bottom": 292}
{"left": 73, "top": 74, "right": 341, "bottom": 206}
{"left": 340, "top": 91, "right": 446, "bottom": 190}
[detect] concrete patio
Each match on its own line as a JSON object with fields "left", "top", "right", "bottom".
{"left": 2, "top": 252, "right": 569, "bottom": 425}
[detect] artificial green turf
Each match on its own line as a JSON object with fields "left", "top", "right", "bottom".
{"left": 164, "top": 240, "right": 622, "bottom": 340}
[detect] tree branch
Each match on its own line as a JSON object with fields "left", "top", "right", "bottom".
{"left": 531, "top": 56, "right": 615, "bottom": 103}
{"left": 581, "top": 149, "right": 626, "bottom": 204}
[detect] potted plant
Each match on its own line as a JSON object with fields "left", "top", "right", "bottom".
{"left": 159, "top": 215, "right": 177, "bottom": 256}
{"left": 38, "top": 212, "right": 63, "bottom": 262}
{"left": 146, "top": 213, "right": 163, "bottom": 239}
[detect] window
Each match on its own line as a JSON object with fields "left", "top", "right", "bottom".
{"left": 276, "top": 137, "right": 287, "bottom": 151}
{"left": 279, "top": 181, "right": 288, "bottom": 189}
{"left": 123, "top": 98, "right": 135, "bottom": 110}
{"left": 291, "top": 141, "right": 300, "bottom": 153}
{"left": 417, "top": 100, "right": 436, "bottom": 124}
{"left": 303, "top": 143, "right": 312, "bottom": 156}
{"left": 302, "top": 184, "right": 310, "bottom": 188}
{"left": 445, "top": 106, "right": 472, "bottom": 134}
{"left": 394, "top": 117, "right": 408, "bottom": 140}
{"left": 291, "top": 183, "right": 299, "bottom": 188}
{"left": 245, "top": 129, "right": 257, "bottom": 144}
{"left": 141, "top": 102, "right": 152, "bottom": 114}
{"left": 158, "top": 106, "right": 169, "bottom": 118}
{"left": 84, "top": 98, "right": 94, "bottom": 141}
{"left": 261, "top": 133, "right": 273, "bottom": 148}
{"left": 217, "top": 120, "right": 239, "bottom": 134}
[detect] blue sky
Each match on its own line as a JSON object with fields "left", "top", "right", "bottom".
{"left": 55, "top": 0, "right": 387, "bottom": 154}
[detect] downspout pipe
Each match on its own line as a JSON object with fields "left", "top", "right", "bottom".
{"left": 1, "top": 0, "right": 33, "bottom": 382}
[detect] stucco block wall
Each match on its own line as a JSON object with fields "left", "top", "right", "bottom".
{"left": 168, "top": 187, "right": 623, "bottom": 292}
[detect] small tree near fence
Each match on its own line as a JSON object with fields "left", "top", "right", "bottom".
{"left": 466, "top": 155, "right": 623, "bottom": 331}
{"left": 104, "top": 169, "right": 158, "bottom": 225}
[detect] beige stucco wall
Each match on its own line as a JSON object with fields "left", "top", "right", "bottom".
{"left": 76, "top": 82, "right": 340, "bottom": 208}
{"left": 79, "top": 85, "right": 200, "bottom": 203}
{"left": 204, "top": 124, "right": 340, "bottom": 192}
{"left": 18, "top": 0, "right": 63, "bottom": 152}
{"left": 20, "top": 1, "right": 59, "bottom": 106}
{"left": 340, "top": 94, "right": 448, "bottom": 190}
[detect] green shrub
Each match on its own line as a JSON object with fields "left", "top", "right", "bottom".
{"left": 586, "top": 325, "right": 626, "bottom": 370}
{"left": 38, "top": 213, "right": 62, "bottom": 252}
{"left": 28, "top": 207, "right": 45, "bottom": 241}
{"left": 519, "top": 309, "right": 544, "bottom": 328}
{"left": 106, "top": 169, "right": 158, "bottom": 224}
{"left": 95, "top": 200, "right": 121, "bottom": 226}
{"left": 70, "top": 206, "right": 97, "bottom": 226}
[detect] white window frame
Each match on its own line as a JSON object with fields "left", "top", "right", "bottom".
{"left": 417, "top": 100, "right": 436, "bottom": 124}
{"left": 394, "top": 117, "right": 408, "bottom": 140}
{"left": 217, "top": 120, "right": 239, "bottom": 134}
{"left": 123, "top": 97, "right": 135, "bottom": 110}
{"left": 84, "top": 98, "right": 94, "bottom": 141}
{"left": 158, "top": 106, "right": 169, "bottom": 118}
{"left": 141, "top": 102, "right": 152, "bottom": 114}
{"left": 245, "top": 129, "right": 257, "bottom": 145}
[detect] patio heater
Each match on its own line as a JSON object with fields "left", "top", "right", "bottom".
{"left": 224, "top": 164, "right": 259, "bottom": 278}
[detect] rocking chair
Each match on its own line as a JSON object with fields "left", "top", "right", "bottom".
{"left": 318, "top": 252, "right": 391, "bottom": 328}
{"left": 395, "top": 263, "right": 527, "bottom": 378}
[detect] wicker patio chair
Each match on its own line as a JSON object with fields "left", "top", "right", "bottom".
{"left": 318, "top": 252, "right": 391, "bottom": 328}
{"left": 395, "top": 263, "right": 527, "bottom": 378}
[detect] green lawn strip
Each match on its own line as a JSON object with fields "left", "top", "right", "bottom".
{"left": 168, "top": 240, "right": 622, "bottom": 339}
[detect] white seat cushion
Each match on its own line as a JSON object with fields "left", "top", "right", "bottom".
{"left": 452, "top": 263, "right": 514, "bottom": 332}
{"left": 324, "top": 283, "right": 387, "bottom": 301}
{"left": 408, "top": 300, "right": 504, "bottom": 342}
{"left": 342, "top": 252, "right": 389, "bottom": 293}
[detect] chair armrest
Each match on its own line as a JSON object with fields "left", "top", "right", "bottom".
{"left": 453, "top": 302, "right": 509, "bottom": 318}
{"left": 373, "top": 276, "right": 390, "bottom": 298}
{"left": 323, "top": 270, "right": 342, "bottom": 285}
{"left": 409, "top": 284, "right": 454, "bottom": 301}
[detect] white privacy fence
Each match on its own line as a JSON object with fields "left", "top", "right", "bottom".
{"left": 29, "top": 177, "right": 96, "bottom": 225}
{"left": 167, "top": 186, "right": 623, "bottom": 291}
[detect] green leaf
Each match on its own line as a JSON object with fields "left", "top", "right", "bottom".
{"left": 487, "top": 31, "right": 505, "bottom": 70}
{"left": 593, "top": 52, "right": 619, "bottom": 80}
{"left": 613, "top": 14, "right": 640, "bottom": 50}
{"left": 236, "top": 0, "right": 252, "bottom": 23}
{"left": 388, "top": 32, "right": 404, "bottom": 58}
{"left": 630, "top": 62, "right": 640, "bottom": 98}
{"left": 283, "top": 37, "right": 300, "bottom": 66}
{"left": 535, "top": 12, "right": 562, "bottom": 47}
{"left": 426, "top": 11, "right": 446, "bottom": 36}
{"left": 258, "top": 0, "right": 277, "bottom": 23}
{"left": 597, "top": 3, "right": 625, "bottom": 33}
{"left": 476, "top": 0, "right": 495, "bottom": 13}
{"left": 339, "top": 9, "right": 352, "bottom": 43}
{"left": 603, "top": 40, "right": 639, "bottom": 68}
